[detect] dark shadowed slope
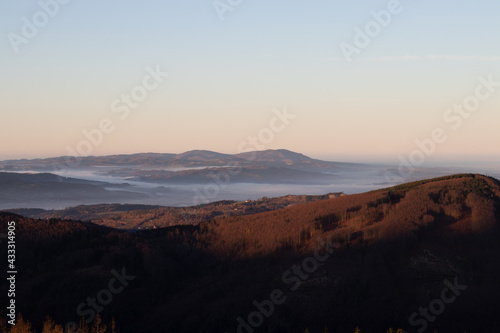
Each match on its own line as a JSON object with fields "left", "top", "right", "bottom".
{"left": 1, "top": 174, "right": 499, "bottom": 333}
{"left": 0, "top": 172, "right": 147, "bottom": 209}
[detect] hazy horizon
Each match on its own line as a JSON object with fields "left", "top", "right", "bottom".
{"left": 2, "top": 149, "right": 500, "bottom": 167}
{"left": 2, "top": 1, "right": 500, "bottom": 165}
{"left": 1, "top": 148, "right": 499, "bottom": 210}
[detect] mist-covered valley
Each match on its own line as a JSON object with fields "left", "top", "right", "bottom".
{"left": 0, "top": 149, "right": 486, "bottom": 210}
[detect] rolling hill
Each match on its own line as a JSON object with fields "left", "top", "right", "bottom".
{"left": 5, "top": 192, "right": 344, "bottom": 230}
{"left": 0, "top": 149, "right": 374, "bottom": 184}
{"left": 0, "top": 149, "right": 361, "bottom": 171}
{"left": 0, "top": 149, "right": 403, "bottom": 210}
{"left": 236, "top": 149, "right": 368, "bottom": 171}
{"left": 0, "top": 172, "right": 147, "bottom": 209}
{"left": 0, "top": 174, "right": 499, "bottom": 332}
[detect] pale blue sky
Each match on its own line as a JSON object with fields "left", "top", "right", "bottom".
{"left": 1, "top": 0, "right": 499, "bottom": 163}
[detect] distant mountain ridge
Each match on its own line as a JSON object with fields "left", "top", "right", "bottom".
{"left": 236, "top": 149, "right": 367, "bottom": 171}
{"left": 0, "top": 149, "right": 363, "bottom": 171}
{"left": 0, "top": 149, "right": 374, "bottom": 190}
{"left": 0, "top": 149, "right": 450, "bottom": 210}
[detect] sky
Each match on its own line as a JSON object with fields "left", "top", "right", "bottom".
{"left": 1, "top": 0, "right": 499, "bottom": 164}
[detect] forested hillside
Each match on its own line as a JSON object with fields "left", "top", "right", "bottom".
{"left": 1, "top": 174, "right": 499, "bottom": 332}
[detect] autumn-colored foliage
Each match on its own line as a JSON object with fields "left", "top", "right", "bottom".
{"left": 0, "top": 314, "right": 116, "bottom": 333}
{"left": 0, "top": 174, "right": 499, "bottom": 332}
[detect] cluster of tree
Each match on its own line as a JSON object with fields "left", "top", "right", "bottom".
{"left": 7, "top": 194, "right": 343, "bottom": 230}
{"left": 0, "top": 314, "right": 116, "bottom": 333}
